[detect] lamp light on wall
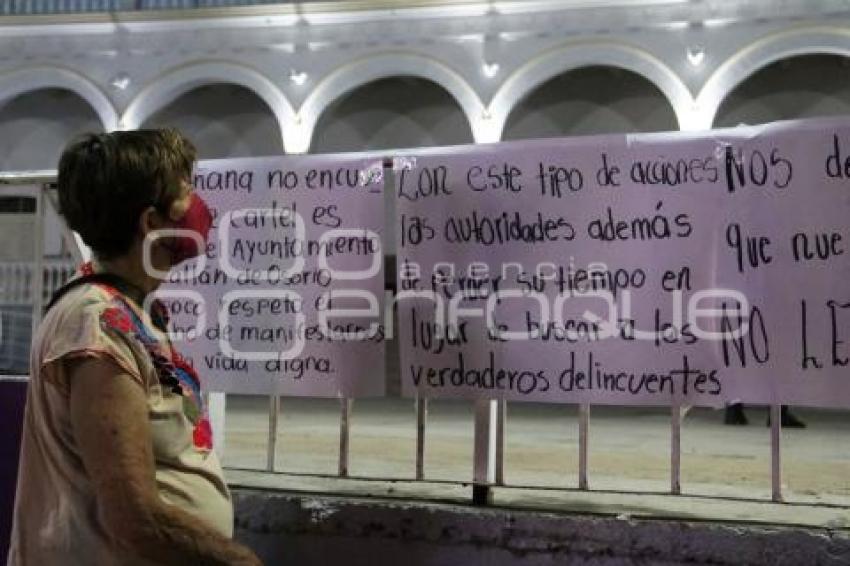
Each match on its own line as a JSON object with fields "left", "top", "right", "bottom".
{"left": 482, "top": 62, "right": 500, "bottom": 78}
{"left": 481, "top": 31, "right": 501, "bottom": 79}
{"left": 109, "top": 73, "right": 131, "bottom": 91}
{"left": 289, "top": 69, "right": 308, "bottom": 86}
{"left": 686, "top": 46, "right": 705, "bottom": 67}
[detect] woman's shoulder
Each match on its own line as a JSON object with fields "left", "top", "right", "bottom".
{"left": 37, "top": 281, "right": 152, "bottom": 386}
{"left": 50, "top": 281, "right": 134, "bottom": 332}
{"left": 37, "top": 264, "right": 174, "bottom": 393}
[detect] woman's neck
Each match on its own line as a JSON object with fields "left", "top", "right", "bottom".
{"left": 96, "top": 254, "right": 160, "bottom": 297}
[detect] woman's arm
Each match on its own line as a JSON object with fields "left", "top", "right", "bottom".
{"left": 68, "top": 357, "right": 261, "bottom": 566}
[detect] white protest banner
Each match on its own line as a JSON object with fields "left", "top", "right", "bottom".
{"left": 395, "top": 117, "right": 850, "bottom": 408}
{"left": 160, "top": 154, "right": 385, "bottom": 396}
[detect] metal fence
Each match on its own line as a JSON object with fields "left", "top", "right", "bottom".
{"left": 0, "top": 260, "right": 75, "bottom": 372}
{"left": 0, "top": 260, "right": 76, "bottom": 305}
{"left": 0, "top": 173, "right": 813, "bottom": 507}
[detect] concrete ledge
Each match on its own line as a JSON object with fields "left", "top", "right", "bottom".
{"left": 233, "top": 486, "right": 850, "bottom": 565}
{"left": 226, "top": 468, "right": 850, "bottom": 529}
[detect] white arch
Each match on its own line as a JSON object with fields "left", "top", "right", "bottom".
{"left": 696, "top": 27, "right": 850, "bottom": 129}
{"left": 299, "top": 53, "right": 486, "bottom": 151}
{"left": 121, "top": 61, "right": 296, "bottom": 152}
{"left": 0, "top": 66, "right": 118, "bottom": 131}
{"left": 487, "top": 41, "right": 697, "bottom": 140}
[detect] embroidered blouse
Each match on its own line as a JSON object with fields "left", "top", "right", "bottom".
{"left": 7, "top": 263, "right": 233, "bottom": 566}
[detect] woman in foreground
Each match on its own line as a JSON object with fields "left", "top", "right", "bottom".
{"left": 8, "top": 129, "right": 261, "bottom": 565}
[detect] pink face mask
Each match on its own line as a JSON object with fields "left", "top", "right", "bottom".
{"left": 166, "top": 193, "right": 213, "bottom": 264}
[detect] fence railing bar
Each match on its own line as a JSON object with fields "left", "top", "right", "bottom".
{"left": 578, "top": 403, "right": 590, "bottom": 490}
{"left": 31, "top": 186, "right": 45, "bottom": 333}
{"left": 495, "top": 399, "right": 506, "bottom": 486}
{"left": 208, "top": 392, "right": 226, "bottom": 459}
{"left": 671, "top": 403, "right": 682, "bottom": 495}
{"left": 415, "top": 396, "right": 427, "bottom": 480}
{"left": 266, "top": 394, "right": 279, "bottom": 472}
{"left": 771, "top": 404, "right": 782, "bottom": 502}
{"left": 472, "top": 399, "right": 496, "bottom": 504}
{"left": 0, "top": 375, "right": 29, "bottom": 382}
{"left": 339, "top": 398, "right": 352, "bottom": 477}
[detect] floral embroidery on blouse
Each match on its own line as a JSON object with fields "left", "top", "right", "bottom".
{"left": 100, "top": 306, "right": 134, "bottom": 334}
{"left": 95, "top": 281, "right": 212, "bottom": 451}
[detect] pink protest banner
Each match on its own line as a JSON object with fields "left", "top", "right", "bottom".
{"left": 395, "top": 117, "right": 850, "bottom": 408}
{"left": 160, "top": 154, "right": 386, "bottom": 396}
